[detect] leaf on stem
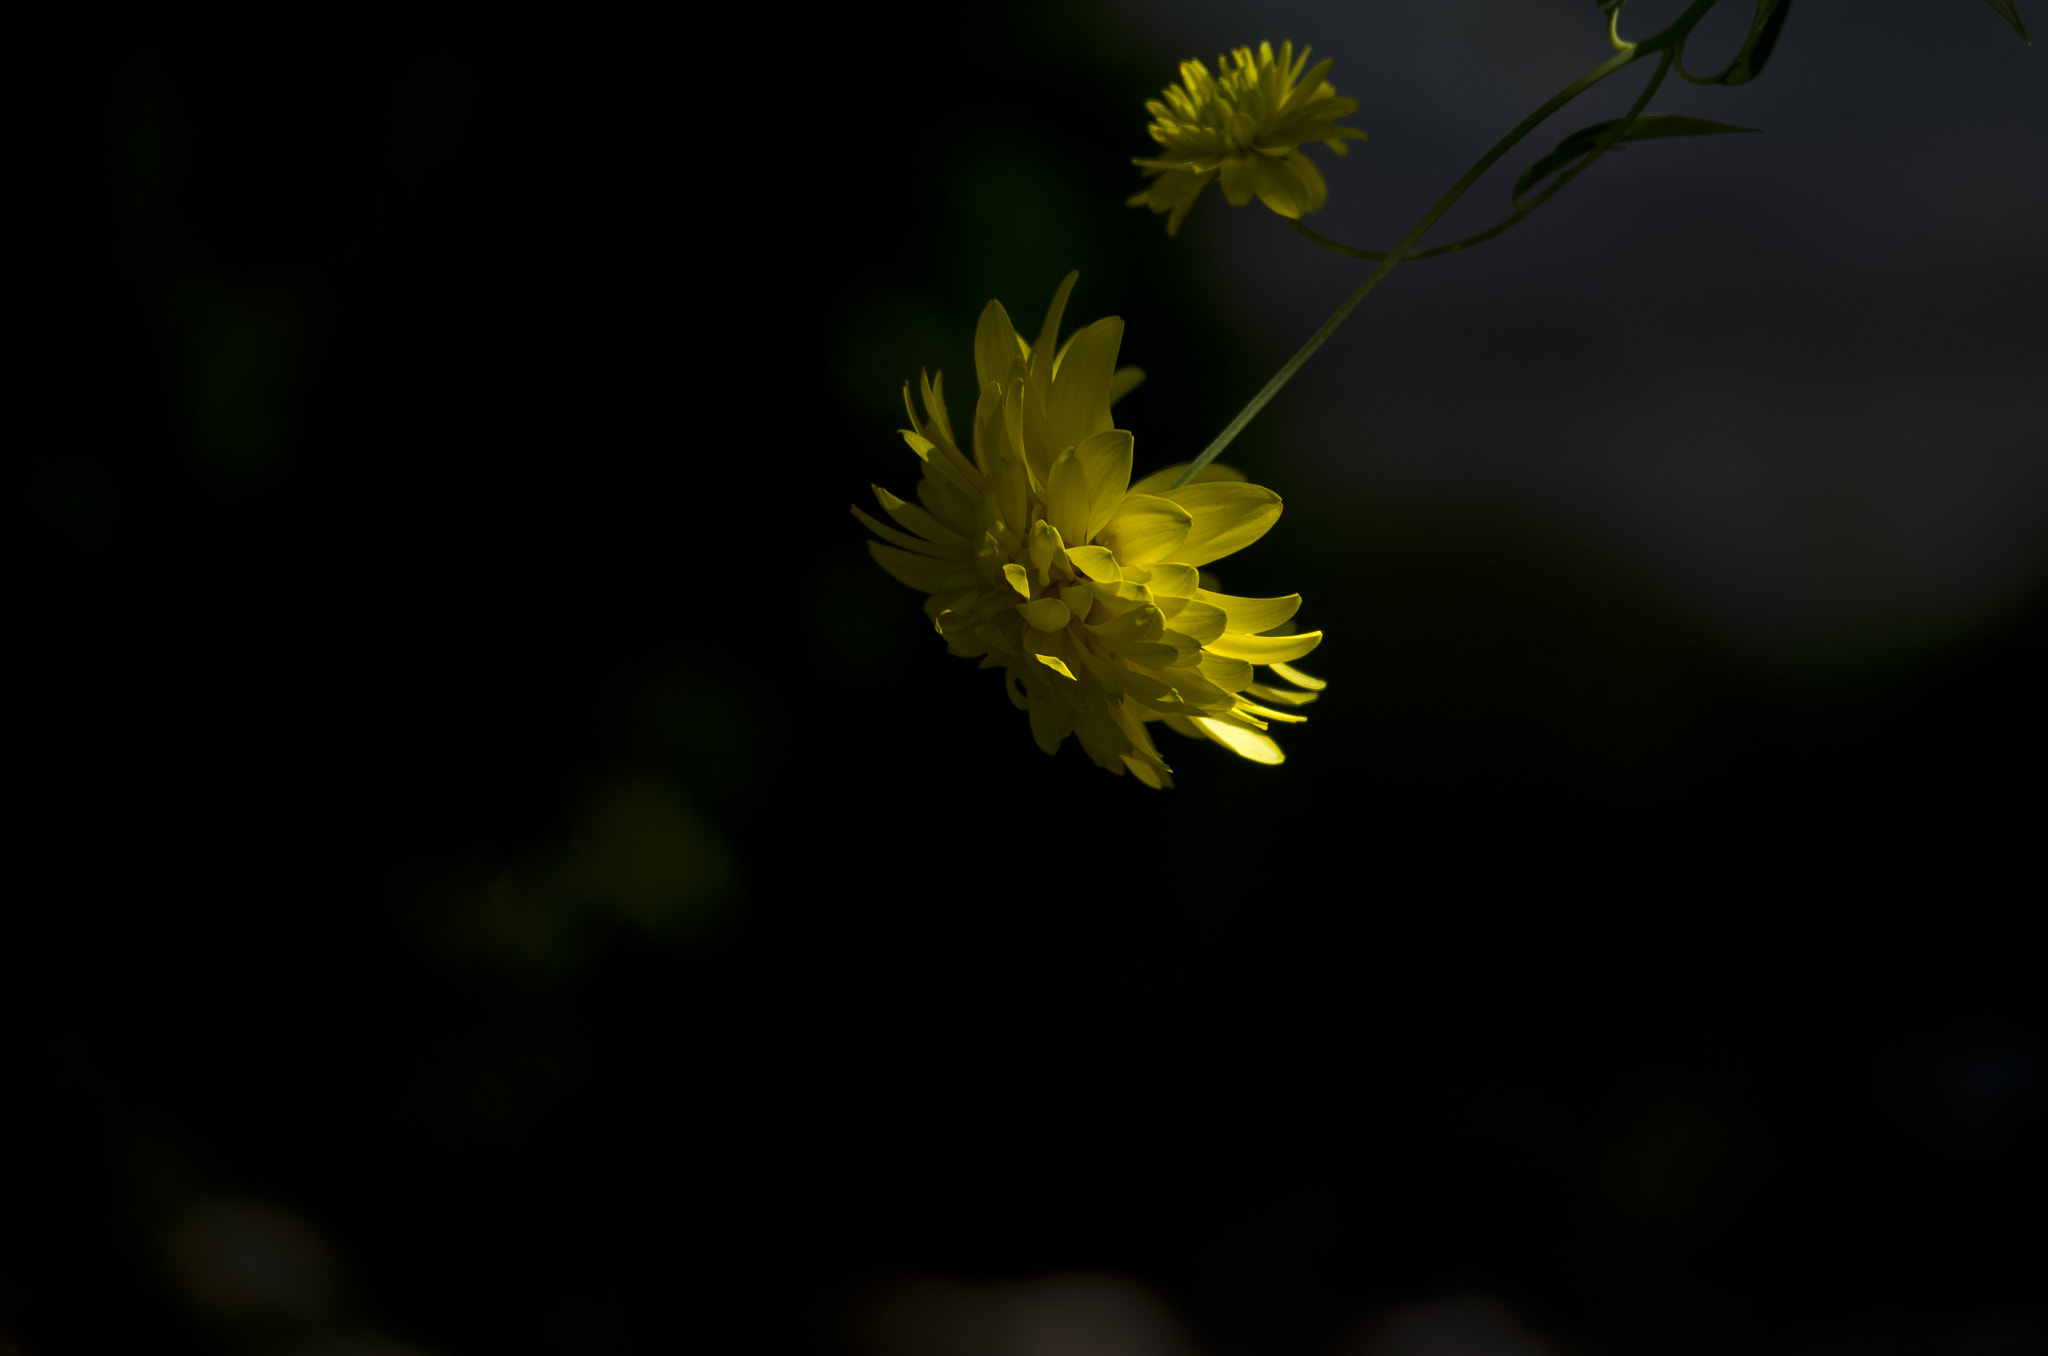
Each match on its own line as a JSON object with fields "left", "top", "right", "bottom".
{"left": 1512, "top": 115, "right": 1759, "bottom": 203}
{"left": 1719, "top": 0, "right": 1796, "bottom": 84}
{"left": 1983, "top": 0, "right": 2031, "bottom": 43}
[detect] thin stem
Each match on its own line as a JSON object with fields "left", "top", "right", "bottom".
{"left": 1287, "top": 127, "right": 1602, "bottom": 265}
{"left": 1609, "top": 7, "right": 1634, "bottom": 52}
{"left": 1291, "top": 208, "right": 1532, "bottom": 262}
{"left": 1170, "top": 41, "right": 1647, "bottom": 489}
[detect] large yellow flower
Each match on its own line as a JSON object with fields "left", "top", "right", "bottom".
{"left": 1129, "top": 40, "right": 1368, "bottom": 236}
{"left": 854, "top": 273, "right": 1324, "bottom": 788}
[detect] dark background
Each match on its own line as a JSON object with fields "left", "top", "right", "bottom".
{"left": 7, "top": 2, "right": 2043, "bottom": 1353}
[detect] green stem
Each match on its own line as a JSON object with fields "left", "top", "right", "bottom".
{"left": 1169, "top": 0, "right": 1724, "bottom": 490}
{"left": 1290, "top": 210, "right": 1530, "bottom": 262}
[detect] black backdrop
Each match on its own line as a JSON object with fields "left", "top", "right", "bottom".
{"left": 8, "top": 2, "right": 2043, "bottom": 1353}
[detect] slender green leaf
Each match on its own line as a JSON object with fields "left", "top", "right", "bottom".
{"left": 1721, "top": 0, "right": 1796, "bottom": 84}
{"left": 1983, "top": 0, "right": 2031, "bottom": 43}
{"left": 1512, "top": 115, "right": 1760, "bottom": 202}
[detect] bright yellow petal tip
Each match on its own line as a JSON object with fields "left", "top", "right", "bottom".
{"left": 856, "top": 273, "right": 1325, "bottom": 786}
{"left": 1129, "top": 40, "right": 1368, "bottom": 235}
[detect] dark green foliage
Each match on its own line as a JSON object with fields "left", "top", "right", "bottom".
{"left": 1512, "top": 115, "right": 1759, "bottom": 203}
{"left": 1983, "top": 0, "right": 2031, "bottom": 43}
{"left": 1720, "top": 0, "right": 1796, "bottom": 84}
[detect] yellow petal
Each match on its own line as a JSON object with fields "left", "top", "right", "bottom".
{"left": 1065, "top": 545, "right": 1121, "bottom": 581}
{"left": 1130, "top": 662, "right": 1234, "bottom": 712}
{"left": 1191, "top": 715, "right": 1285, "bottom": 765}
{"left": 1155, "top": 482, "right": 1282, "bottom": 566}
{"left": 1129, "top": 563, "right": 1199, "bottom": 597}
{"left": 1198, "top": 652, "right": 1254, "bottom": 692}
{"left": 1118, "top": 665, "right": 1185, "bottom": 714}
{"left": 1044, "top": 447, "right": 1091, "bottom": 545}
{"left": 1034, "top": 651, "right": 1077, "bottom": 682}
{"left": 1128, "top": 460, "right": 1246, "bottom": 497}
{"left": 1246, "top": 682, "right": 1318, "bottom": 708}
{"left": 915, "top": 473, "right": 978, "bottom": 538}
{"left": 874, "top": 484, "right": 971, "bottom": 555}
{"left": 1027, "top": 691, "right": 1074, "bottom": 753}
{"left": 1076, "top": 645, "right": 1125, "bottom": 696}
{"left": 902, "top": 427, "right": 980, "bottom": 499}
{"left": 1046, "top": 316, "right": 1123, "bottom": 455}
{"left": 1269, "top": 661, "right": 1327, "bottom": 691}
{"left": 1097, "top": 493, "right": 1192, "bottom": 566}
{"left": 1088, "top": 603, "right": 1163, "bottom": 647}
{"left": 1124, "top": 754, "right": 1170, "bottom": 789}
{"left": 918, "top": 368, "right": 959, "bottom": 451}
{"left": 1205, "top": 629, "right": 1323, "bottom": 664}
{"left": 851, "top": 503, "right": 952, "bottom": 560}
{"left": 1072, "top": 430, "right": 1135, "bottom": 542}
{"left": 1158, "top": 598, "right": 1226, "bottom": 644}
{"left": 1001, "top": 562, "right": 1032, "bottom": 600}
{"left": 1236, "top": 698, "right": 1308, "bottom": 724}
{"left": 1087, "top": 580, "right": 1155, "bottom": 618}
{"left": 1017, "top": 597, "right": 1071, "bottom": 631}
{"left": 1108, "top": 366, "right": 1146, "bottom": 406}
{"left": 974, "top": 298, "right": 1023, "bottom": 391}
{"left": 1220, "top": 154, "right": 1259, "bottom": 205}
{"left": 869, "top": 541, "right": 958, "bottom": 593}
{"left": 1028, "top": 519, "right": 1066, "bottom": 587}
{"left": 987, "top": 451, "right": 1029, "bottom": 544}
{"left": 1195, "top": 588, "right": 1300, "bottom": 634}
{"left": 1027, "top": 271, "right": 1079, "bottom": 401}
{"left": 1251, "top": 153, "right": 1311, "bottom": 218}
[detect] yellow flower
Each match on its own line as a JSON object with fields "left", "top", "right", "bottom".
{"left": 854, "top": 273, "right": 1325, "bottom": 788}
{"left": 1129, "top": 40, "right": 1368, "bottom": 236}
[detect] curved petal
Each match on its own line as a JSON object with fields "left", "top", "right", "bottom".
{"left": 1044, "top": 447, "right": 1091, "bottom": 545}
{"left": 1269, "top": 661, "right": 1326, "bottom": 691}
{"left": 1128, "top": 460, "right": 1245, "bottom": 497}
{"left": 1047, "top": 316, "right": 1123, "bottom": 454}
{"left": 1071, "top": 430, "right": 1135, "bottom": 541}
{"left": 1097, "top": 493, "right": 1192, "bottom": 565}
{"left": 1219, "top": 154, "right": 1259, "bottom": 206}
{"left": 1194, "top": 588, "right": 1301, "bottom": 634}
{"left": 1028, "top": 271, "right": 1080, "bottom": 402}
{"left": 1287, "top": 150, "right": 1328, "bottom": 214}
{"left": 1191, "top": 715, "right": 1285, "bottom": 765}
{"left": 973, "top": 299, "right": 1023, "bottom": 390}
{"left": 1156, "top": 482, "right": 1282, "bottom": 566}
{"left": 1017, "top": 596, "right": 1072, "bottom": 631}
{"left": 869, "top": 541, "right": 958, "bottom": 594}
{"left": 1252, "top": 153, "right": 1312, "bottom": 219}
{"left": 1204, "top": 629, "right": 1323, "bottom": 664}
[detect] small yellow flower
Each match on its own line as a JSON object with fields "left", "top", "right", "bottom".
{"left": 854, "top": 273, "right": 1325, "bottom": 788}
{"left": 1129, "top": 40, "right": 1368, "bottom": 236}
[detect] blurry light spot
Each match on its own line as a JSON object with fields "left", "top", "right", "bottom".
{"left": 852, "top": 1272, "right": 1197, "bottom": 1356}
{"left": 1339, "top": 1294, "right": 1553, "bottom": 1356}
{"left": 163, "top": 1198, "right": 337, "bottom": 1320}
{"left": 439, "top": 773, "right": 734, "bottom": 981}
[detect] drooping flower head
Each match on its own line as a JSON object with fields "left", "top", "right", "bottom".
{"left": 854, "top": 273, "right": 1324, "bottom": 788}
{"left": 1129, "top": 40, "right": 1368, "bottom": 236}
